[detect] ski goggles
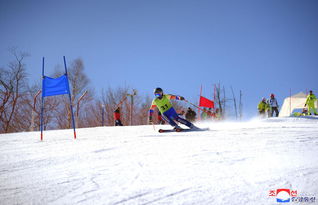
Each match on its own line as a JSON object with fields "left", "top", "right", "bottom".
{"left": 155, "top": 93, "right": 162, "bottom": 98}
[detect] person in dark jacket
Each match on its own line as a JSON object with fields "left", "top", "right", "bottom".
{"left": 114, "top": 107, "right": 123, "bottom": 126}
{"left": 185, "top": 107, "right": 196, "bottom": 122}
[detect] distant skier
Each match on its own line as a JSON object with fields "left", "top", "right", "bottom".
{"left": 305, "top": 90, "right": 318, "bottom": 115}
{"left": 148, "top": 88, "right": 198, "bottom": 131}
{"left": 269, "top": 93, "right": 279, "bottom": 117}
{"left": 114, "top": 107, "right": 123, "bottom": 126}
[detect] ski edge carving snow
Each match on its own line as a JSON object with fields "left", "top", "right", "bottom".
{"left": 158, "top": 128, "right": 209, "bottom": 133}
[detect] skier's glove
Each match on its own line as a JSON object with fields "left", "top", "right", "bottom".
{"left": 179, "top": 96, "right": 185, "bottom": 100}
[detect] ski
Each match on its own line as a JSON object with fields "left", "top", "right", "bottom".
{"left": 158, "top": 127, "right": 209, "bottom": 133}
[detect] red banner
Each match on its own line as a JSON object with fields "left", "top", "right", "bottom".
{"left": 199, "top": 96, "right": 214, "bottom": 108}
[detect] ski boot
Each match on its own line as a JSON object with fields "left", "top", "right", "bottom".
{"left": 173, "top": 126, "right": 183, "bottom": 132}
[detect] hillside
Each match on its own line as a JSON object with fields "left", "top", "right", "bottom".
{"left": 0, "top": 118, "right": 318, "bottom": 205}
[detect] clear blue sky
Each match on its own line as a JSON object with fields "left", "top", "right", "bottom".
{"left": 1, "top": 0, "right": 318, "bottom": 119}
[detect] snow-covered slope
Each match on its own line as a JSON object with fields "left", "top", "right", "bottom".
{"left": 0, "top": 118, "right": 318, "bottom": 205}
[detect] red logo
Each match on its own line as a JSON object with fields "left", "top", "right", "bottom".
{"left": 269, "top": 190, "right": 276, "bottom": 196}
{"left": 291, "top": 190, "right": 298, "bottom": 197}
{"left": 269, "top": 189, "right": 297, "bottom": 197}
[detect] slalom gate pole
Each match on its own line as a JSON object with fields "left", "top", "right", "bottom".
{"left": 40, "top": 97, "right": 44, "bottom": 141}
{"left": 63, "top": 56, "right": 77, "bottom": 139}
{"left": 40, "top": 57, "right": 45, "bottom": 141}
{"left": 199, "top": 85, "right": 202, "bottom": 120}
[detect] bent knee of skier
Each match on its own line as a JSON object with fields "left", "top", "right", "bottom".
{"left": 176, "top": 117, "right": 192, "bottom": 128}
{"left": 165, "top": 116, "right": 178, "bottom": 127}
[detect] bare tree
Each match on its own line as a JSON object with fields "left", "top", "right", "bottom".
{"left": 52, "top": 58, "right": 92, "bottom": 129}
{"left": 215, "top": 84, "right": 223, "bottom": 118}
{"left": 239, "top": 90, "right": 243, "bottom": 120}
{"left": 0, "top": 48, "right": 29, "bottom": 133}
{"left": 82, "top": 100, "right": 104, "bottom": 127}
{"left": 231, "top": 86, "right": 238, "bottom": 120}
{"left": 91, "top": 86, "right": 152, "bottom": 127}
{"left": 136, "top": 95, "right": 153, "bottom": 125}
{"left": 68, "top": 59, "right": 90, "bottom": 103}
{"left": 100, "top": 86, "right": 130, "bottom": 126}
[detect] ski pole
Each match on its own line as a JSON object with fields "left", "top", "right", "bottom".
{"left": 151, "top": 122, "right": 156, "bottom": 131}
{"left": 184, "top": 99, "right": 209, "bottom": 113}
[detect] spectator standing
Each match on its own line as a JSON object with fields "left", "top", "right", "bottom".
{"left": 305, "top": 90, "right": 318, "bottom": 115}
{"left": 185, "top": 107, "right": 196, "bottom": 122}
{"left": 269, "top": 94, "right": 279, "bottom": 117}
{"left": 114, "top": 107, "right": 123, "bottom": 126}
{"left": 258, "top": 97, "right": 268, "bottom": 118}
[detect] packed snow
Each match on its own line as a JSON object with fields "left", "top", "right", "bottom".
{"left": 0, "top": 117, "right": 318, "bottom": 205}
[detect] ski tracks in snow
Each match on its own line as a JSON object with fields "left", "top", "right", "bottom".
{"left": 0, "top": 119, "right": 318, "bottom": 204}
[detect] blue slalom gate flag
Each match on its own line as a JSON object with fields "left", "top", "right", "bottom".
{"left": 42, "top": 75, "right": 70, "bottom": 97}
{"left": 41, "top": 57, "right": 76, "bottom": 140}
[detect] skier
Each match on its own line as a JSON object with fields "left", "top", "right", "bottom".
{"left": 114, "top": 107, "right": 123, "bottom": 126}
{"left": 305, "top": 90, "right": 318, "bottom": 115}
{"left": 269, "top": 93, "right": 279, "bottom": 117}
{"left": 148, "top": 88, "right": 198, "bottom": 131}
{"left": 258, "top": 97, "right": 268, "bottom": 118}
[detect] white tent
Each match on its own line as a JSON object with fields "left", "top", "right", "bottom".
{"left": 279, "top": 92, "right": 318, "bottom": 117}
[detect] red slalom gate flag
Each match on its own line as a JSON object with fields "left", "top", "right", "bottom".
{"left": 199, "top": 96, "right": 214, "bottom": 108}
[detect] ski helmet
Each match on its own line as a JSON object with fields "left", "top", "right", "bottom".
{"left": 154, "top": 87, "right": 163, "bottom": 98}
{"left": 270, "top": 93, "right": 275, "bottom": 98}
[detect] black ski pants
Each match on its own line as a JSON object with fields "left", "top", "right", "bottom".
{"left": 271, "top": 107, "right": 279, "bottom": 117}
